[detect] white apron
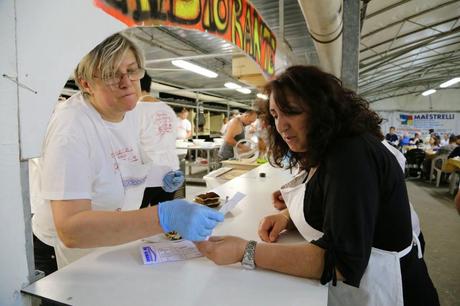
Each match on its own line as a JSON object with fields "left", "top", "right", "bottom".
{"left": 55, "top": 101, "right": 151, "bottom": 268}
{"left": 281, "top": 168, "right": 422, "bottom": 306}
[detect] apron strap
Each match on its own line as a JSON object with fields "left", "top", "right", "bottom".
{"left": 412, "top": 231, "right": 423, "bottom": 259}
{"left": 397, "top": 231, "right": 423, "bottom": 259}
{"left": 304, "top": 167, "right": 318, "bottom": 184}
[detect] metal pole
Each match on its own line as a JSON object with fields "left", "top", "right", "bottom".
{"left": 341, "top": 0, "right": 360, "bottom": 91}
{"left": 279, "top": 0, "right": 284, "bottom": 41}
{"left": 195, "top": 96, "right": 200, "bottom": 139}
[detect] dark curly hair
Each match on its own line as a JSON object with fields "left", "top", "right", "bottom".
{"left": 264, "top": 65, "right": 383, "bottom": 170}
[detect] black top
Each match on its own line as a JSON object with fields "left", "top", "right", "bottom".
{"left": 385, "top": 133, "right": 398, "bottom": 143}
{"left": 448, "top": 146, "right": 460, "bottom": 158}
{"left": 304, "top": 133, "right": 413, "bottom": 287}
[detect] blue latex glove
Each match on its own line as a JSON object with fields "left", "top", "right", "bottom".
{"left": 162, "top": 170, "right": 185, "bottom": 192}
{"left": 158, "top": 199, "right": 224, "bottom": 241}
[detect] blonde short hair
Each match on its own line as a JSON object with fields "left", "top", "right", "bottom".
{"left": 74, "top": 33, "right": 144, "bottom": 97}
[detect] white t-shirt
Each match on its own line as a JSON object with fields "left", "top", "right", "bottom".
{"left": 177, "top": 118, "right": 191, "bottom": 140}
{"left": 138, "top": 101, "right": 179, "bottom": 186}
{"left": 220, "top": 122, "right": 228, "bottom": 135}
{"left": 32, "top": 92, "right": 143, "bottom": 266}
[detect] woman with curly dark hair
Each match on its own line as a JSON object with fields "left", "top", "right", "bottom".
{"left": 197, "top": 66, "right": 439, "bottom": 306}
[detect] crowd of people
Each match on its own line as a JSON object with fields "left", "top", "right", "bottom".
{"left": 30, "top": 33, "right": 445, "bottom": 306}
{"left": 386, "top": 127, "right": 459, "bottom": 155}
{"left": 384, "top": 127, "right": 460, "bottom": 181}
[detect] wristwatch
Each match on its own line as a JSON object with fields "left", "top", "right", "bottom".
{"left": 241, "top": 240, "right": 257, "bottom": 270}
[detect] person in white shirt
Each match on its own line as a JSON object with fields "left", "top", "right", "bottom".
{"left": 31, "top": 33, "right": 223, "bottom": 268}
{"left": 219, "top": 116, "right": 228, "bottom": 135}
{"left": 177, "top": 108, "right": 192, "bottom": 140}
{"left": 138, "top": 72, "right": 181, "bottom": 207}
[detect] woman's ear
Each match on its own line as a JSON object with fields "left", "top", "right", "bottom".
{"left": 79, "top": 78, "right": 94, "bottom": 96}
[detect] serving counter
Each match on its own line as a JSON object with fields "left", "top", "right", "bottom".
{"left": 21, "top": 164, "right": 328, "bottom": 306}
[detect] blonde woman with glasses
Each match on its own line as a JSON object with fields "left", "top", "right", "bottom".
{"left": 31, "top": 33, "right": 223, "bottom": 269}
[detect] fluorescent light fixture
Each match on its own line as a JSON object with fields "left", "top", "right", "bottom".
{"left": 439, "top": 77, "right": 460, "bottom": 88}
{"left": 171, "top": 60, "right": 218, "bottom": 78}
{"left": 224, "top": 82, "right": 241, "bottom": 89}
{"left": 422, "top": 89, "right": 436, "bottom": 96}
{"left": 257, "top": 93, "right": 268, "bottom": 100}
{"left": 236, "top": 87, "right": 251, "bottom": 94}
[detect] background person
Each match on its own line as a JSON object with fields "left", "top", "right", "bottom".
{"left": 177, "top": 108, "right": 192, "bottom": 140}
{"left": 424, "top": 128, "right": 435, "bottom": 143}
{"left": 385, "top": 126, "right": 399, "bottom": 147}
{"left": 31, "top": 33, "right": 223, "bottom": 269}
{"left": 176, "top": 107, "right": 192, "bottom": 157}
{"left": 197, "top": 65, "right": 439, "bottom": 306}
{"left": 218, "top": 110, "right": 257, "bottom": 160}
{"left": 440, "top": 133, "right": 450, "bottom": 146}
{"left": 219, "top": 116, "right": 228, "bottom": 135}
{"left": 448, "top": 135, "right": 460, "bottom": 158}
{"left": 138, "top": 72, "right": 183, "bottom": 207}
{"left": 409, "top": 132, "right": 423, "bottom": 146}
{"left": 428, "top": 134, "right": 442, "bottom": 151}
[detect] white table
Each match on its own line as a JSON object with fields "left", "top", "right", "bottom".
{"left": 176, "top": 142, "right": 221, "bottom": 183}
{"left": 22, "top": 164, "right": 328, "bottom": 306}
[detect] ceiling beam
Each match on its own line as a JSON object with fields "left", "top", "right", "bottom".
{"left": 360, "top": 26, "right": 460, "bottom": 73}
{"left": 145, "top": 52, "right": 242, "bottom": 64}
{"left": 365, "top": 0, "right": 412, "bottom": 20}
{"left": 360, "top": 34, "right": 460, "bottom": 62}
{"left": 361, "top": 16, "right": 460, "bottom": 53}
{"left": 362, "top": 0, "right": 459, "bottom": 38}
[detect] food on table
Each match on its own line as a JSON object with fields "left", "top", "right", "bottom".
{"left": 194, "top": 192, "right": 220, "bottom": 208}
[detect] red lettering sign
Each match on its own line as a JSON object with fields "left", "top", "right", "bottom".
{"left": 93, "top": 0, "right": 276, "bottom": 76}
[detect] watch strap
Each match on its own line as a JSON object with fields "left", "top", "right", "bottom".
{"left": 241, "top": 240, "right": 257, "bottom": 270}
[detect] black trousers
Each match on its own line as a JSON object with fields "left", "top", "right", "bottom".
{"left": 400, "top": 232, "right": 439, "bottom": 306}
{"left": 33, "top": 235, "right": 57, "bottom": 276}
{"left": 140, "top": 187, "right": 175, "bottom": 208}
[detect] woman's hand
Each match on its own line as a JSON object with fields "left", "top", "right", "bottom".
{"left": 162, "top": 170, "right": 185, "bottom": 192}
{"left": 258, "top": 212, "right": 290, "bottom": 243}
{"left": 272, "top": 190, "right": 286, "bottom": 210}
{"left": 158, "top": 200, "right": 224, "bottom": 241}
{"left": 195, "top": 236, "right": 248, "bottom": 265}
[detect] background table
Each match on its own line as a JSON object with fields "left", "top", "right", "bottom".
{"left": 22, "top": 164, "right": 328, "bottom": 306}
{"left": 176, "top": 142, "right": 221, "bottom": 183}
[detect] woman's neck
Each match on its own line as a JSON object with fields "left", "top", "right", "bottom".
{"left": 88, "top": 98, "right": 124, "bottom": 122}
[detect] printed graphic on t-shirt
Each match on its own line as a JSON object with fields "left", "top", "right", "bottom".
{"left": 122, "top": 175, "right": 147, "bottom": 188}
{"left": 110, "top": 147, "right": 146, "bottom": 189}
{"left": 111, "top": 147, "right": 139, "bottom": 163}
{"left": 153, "top": 112, "right": 173, "bottom": 136}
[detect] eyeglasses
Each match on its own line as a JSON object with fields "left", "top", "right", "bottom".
{"left": 95, "top": 68, "right": 145, "bottom": 86}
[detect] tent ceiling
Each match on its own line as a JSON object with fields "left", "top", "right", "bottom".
{"left": 118, "top": 0, "right": 459, "bottom": 108}
{"left": 123, "top": 0, "right": 317, "bottom": 110}
{"left": 359, "top": 0, "right": 460, "bottom": 102}
{"left": 126, "top": 26, "right": 255, "bottom": 109}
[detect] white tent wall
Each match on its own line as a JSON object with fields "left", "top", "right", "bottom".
{"left": 0, "top": 1, "right": 30, "bottom": 305}
{"left": 371, "top": 89, "right": 460, "bottom": 136}
{"left": 0, "top": 1, "right": 125, "bottom": 304}
{"left": 16, "top": 1, "right": 125, "bottom": 159}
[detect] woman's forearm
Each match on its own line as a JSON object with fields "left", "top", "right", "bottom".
{"left": 254, "top": 243, "right": 326, "bottom": 279}
{"left": 54, "top": 206, "right": 163, "bottom": 248}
